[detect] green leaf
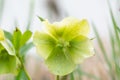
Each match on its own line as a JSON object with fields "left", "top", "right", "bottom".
{"left": 4, "top": 30, "right": 13, "bottom": 42}
{"left": 92, "top": 23, "right": 111, "bottom": 65}
{"left": 116, "top": 26, "right": 120, "bottom": 33}
{"left": 107, "top": 0, "right": 120, "bottom": 78}
{"left": 38, "top": 16, "right": 45, "bottom": 22}
{"left": 92, "top": 23, "right": 115, "bottom": 79}
{"left": 20, "top": 30, "right": 32, "bottom": 47}
{"left": 45, "top": 47, "right": 76, "bottom": 76}
{"left": 13, "top": 28, "right": 22, "bottom": 50}
{"left": 20, "top": 42, "right": 33, "bottom": 57}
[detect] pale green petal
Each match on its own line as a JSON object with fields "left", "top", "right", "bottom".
{"left": 0, "top": 29, "right": 15, "bottom": 55}
{"left": 62, "top": 17, "right": 90, "bottom": 41}
{"left": 33, "top": 31, "right": 57, "bottom": 59}
{"left": 43, "top": 20, "right": 65, "bottom": 38}
{"left": 0, "top": 29, "right": 5, "bottom": 41}
{"left": 43, "top": 17, "right": 90, "bottom": 41}
{"left": 69, "top": 35, "right": 94, "bottom": 64}
{"left": 45, "top": 47, "right": 76, "bottom": 76}
{"left": 0, "top": 44, "right": 18, "bottom": 74}
{"left": 0, "top": 40, "right": 15, "bottom": 55}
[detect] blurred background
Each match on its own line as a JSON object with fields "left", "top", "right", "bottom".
{"left": 0, "top": 0, "right": 120, "bottom": 80}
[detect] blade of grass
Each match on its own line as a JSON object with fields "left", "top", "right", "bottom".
{"left": 92, "top": 23, "right": 111, "bottom": 67}
{"left": 108, "top": 27, "right": 116, "bottom": 80}
{"left": 107, "top": 0, "right": 120, "bottom": 52}
{"left": 0, "top": 0, "right": 5, "bottom": 23}
{"left": 116, "top": 26, "right": 120, "bottom": 32}
{"left": 76, "top": 67, "right": 100, "bottom": 80}
{"left": 70, "top": 72, "right": 74, "bottom": 80}
{"left": 92, "top": 23, "right": 114, "bottom": 79}
{"left": 26, "top": 0, "right": 35, "bottom": 30}
{"left": 107, "top": 0, "right": 120, "bottom": 79}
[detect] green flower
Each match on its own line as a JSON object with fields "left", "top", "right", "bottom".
{"left": 0, "top": 29, "right": 19, "bottom": 74}
{"left": 33, "top": 17, "right": 94, "bottom": 76}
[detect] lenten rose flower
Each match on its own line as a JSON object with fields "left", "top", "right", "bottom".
{"left": 33, "top": 17, "right": 94, "bottom": 76}
{"left": 0, "top": 29, "right": 19, "bottom": 74}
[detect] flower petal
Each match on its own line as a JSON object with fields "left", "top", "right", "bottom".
{"left": 69, "top": 35, "right": 94, "bottom": 64}
{"left": 0, "top": 40, "right": 15, "bottom": 56}
{"left": 0, "top": 29, "right": 5, "bottom": 41}
{"left": 43, "top": 17, "right": 90, "bottom": 41}
{"left": 0, "top": 44, "right": 18, "bottom": 74}
{"left": 43, "top": 20, "right": 65, "bottom": 38}
{"left": 45, "top": 47, "right": 76, "bottom": 76}
{"left": 62, "top": 17, "right": 90, "bottom": 41}
{"left": 33, "top": 31, "right": 57, "bottom": 59}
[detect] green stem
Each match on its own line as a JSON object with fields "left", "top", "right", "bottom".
{"left": 22, "top": 65, "right": 31, "bottom": 80}
{"left": 56, "top": 75, "right": 68, "bottom": 80}
{"left": 17, "top": 54, "right": 31, "bottom": 80}
{"left": 56, "top": 75, "right": 60, "bottom": 80}
{"left": 61, "top": 75, "right": 68, "bottom": 80}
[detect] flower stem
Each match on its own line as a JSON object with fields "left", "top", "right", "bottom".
{"left": 17, "top": 54, "right": 31, "bottom": 80}
{"left": 22, "top": 63, "right": 31, "bottom": 80}
{"left": 56, "top": 75, "right": 68, "bottom": 80}
{"left": 56, "top": 75, "right": 60, "bottom": 80}
{"left": 61, "top": 75, "right": 68, "bottom": 80}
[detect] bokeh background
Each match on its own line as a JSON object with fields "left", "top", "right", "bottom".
{"left": 0, "top": 0, "right": 120, "bottom": 80}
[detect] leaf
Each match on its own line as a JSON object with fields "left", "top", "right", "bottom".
{"left": 107, "top": 0, "right": 120, "bottom": 78}
{"left": 13, "top": 28, "right": 22, "bottom": 50}
{"left": 38, "top": 16, "right": 45, "bottom": 22}
{"left": 20, "top": 30, "right": 32, "bottom": 47}
{"left": 92, "top": 23, "right": 111, "bottom": 65}
{"left": 116, "top": 26, "right": 120, "bottom": 33}
{"left": 92, "top": 23, "right": 114, "bottom": 79}
{"left": 4, "top": 30, "right": 13, "bottom": 42}
{"left": 20, "top": 42, "right": 33, "bottom": 57}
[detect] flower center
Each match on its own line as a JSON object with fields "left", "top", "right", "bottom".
{"left": 56, "top": 38, "right": 70, "bottom": 48}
